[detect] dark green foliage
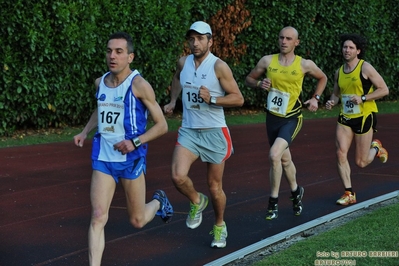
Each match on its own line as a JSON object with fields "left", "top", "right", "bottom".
{"left": 240, "top": 0, "right": 398, "bottom": 105}
{"left": 0, "top": 0, "right": 397, "bottom": 135}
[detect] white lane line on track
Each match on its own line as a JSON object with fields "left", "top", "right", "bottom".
{"left": 204, "top": 190, "right": 399, "bottom": 266}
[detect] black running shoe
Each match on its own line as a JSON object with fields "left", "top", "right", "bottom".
{"left": 290, "top": 186, "right": 304, "bottom": 216}
{"left": 265, "top": 203, "right": 278, "bottom": 220}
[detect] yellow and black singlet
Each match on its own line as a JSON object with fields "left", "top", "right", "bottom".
{"left": 338, "top": 59, "right": 378, "bottom": 118}
{"left": 266, "top": 54, "right": 305, "bottom": 118}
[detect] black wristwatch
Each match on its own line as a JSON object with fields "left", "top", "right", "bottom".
{"left": 361, "top": 95, "right": 366, "bottom": 102}
{"left": 210, "top": 96, "right": 217, "bottom": 105}
{"left": 313, "top": 94, "right": 320, "bottom": 102}
{"left": 131, "top": 137, "right": 141, "bottom": 148}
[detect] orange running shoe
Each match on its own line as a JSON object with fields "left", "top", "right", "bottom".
{"left": 336, "top": 191, "right": 357, "bottom": 206}
{"left": 371, "top": 139, "right": 388, "bottom": 163}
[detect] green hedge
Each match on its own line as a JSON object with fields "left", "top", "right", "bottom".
{"left": 0, "top": 0, "right": 397, "bottom": 136}
{"left": 238, "top": 0, "right": 398, "bottom": 106}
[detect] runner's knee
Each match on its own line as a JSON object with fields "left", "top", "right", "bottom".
{"left": 129, "top": 215, "right": 146, "bottom": 229}
{"left": 91, "top": 209, "right": 109, "bottom": 228}
{"left": 355, "top": 158, "right": 370, "bottom": 168}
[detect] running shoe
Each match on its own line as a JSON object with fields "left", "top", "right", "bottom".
{"left": 186, "top": 193, "right": 208, "bottom": 229}
{"left": 265, "top": 203, "right": 278, "bottom": 220}
{"left": 371, "top": 139, "right": 388, "bottom": 163}
{"left": 210, "top": 223, "right": 228, "bottom": 248}
{"left": 290, "top": 186, "right": 304, "bottom": 216}
{"left": 336, "top": 191, "right": 357, "bottom": 205}
{"left": 153, "top": 190, "right": 173, "bottom": 223}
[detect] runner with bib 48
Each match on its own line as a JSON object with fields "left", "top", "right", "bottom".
{"left": 245, "top": 26, "right": 327, "bottom": 221}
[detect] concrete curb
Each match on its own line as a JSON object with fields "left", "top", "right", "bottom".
{"left": 204, "top": 190, "right": 399, "bottom": 266}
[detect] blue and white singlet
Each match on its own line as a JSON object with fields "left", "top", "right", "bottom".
{"left": 91, "top": 70, "right": 148, "bottom": 162}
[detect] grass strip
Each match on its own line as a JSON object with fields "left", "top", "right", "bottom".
{"left": 254, "top": 201, "right": 399, "bottom": 266}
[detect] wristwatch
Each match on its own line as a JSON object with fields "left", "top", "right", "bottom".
{"left": 131, "top": 137, "right": 141, "bottom": 148}
{"left": 361, "top": 95, "right": 366, "bottom": 102}
{"left": 210, "top": 96, "right": 217, "bottom": 105}
{"left": 313, "top": 94, "right": 320, "bottom": 102}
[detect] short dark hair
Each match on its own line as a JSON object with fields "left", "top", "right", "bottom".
{"left": 108, "top": 32, "right": 134, "bottom": 53}
{"left": 340, "top": 33, "right": 367, "bottom": 59}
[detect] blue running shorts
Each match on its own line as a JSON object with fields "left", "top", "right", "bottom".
{"left": 92, "top": 157, "right": 146, "bottom": 183}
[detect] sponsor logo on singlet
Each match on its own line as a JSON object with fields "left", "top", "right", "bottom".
{"left": 99, "top": 94, "right": 106, "bottom": 101}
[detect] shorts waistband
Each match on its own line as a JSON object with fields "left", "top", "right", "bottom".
{"left": 184, "top": 127, "right": 224, "bottom": 133}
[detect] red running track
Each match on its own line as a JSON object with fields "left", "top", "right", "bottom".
{"left": 1, "top": 114, "right": 398, "bottom": 266}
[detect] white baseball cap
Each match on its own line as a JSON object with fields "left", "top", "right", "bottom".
{"left": 186, "top": 21, "right": 212, "bottom": 37}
